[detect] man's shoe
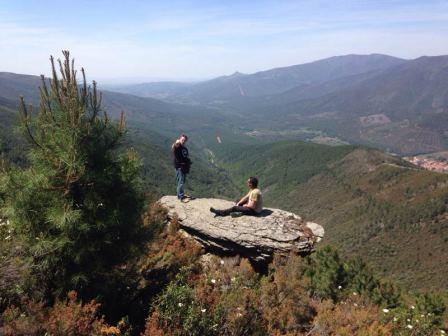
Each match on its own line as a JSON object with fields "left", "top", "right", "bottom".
{"left": 210, "top": 207, "right": 224, "bottom": 216}
{"left": 180, "top": 197, "right": 190, "bottom": 203}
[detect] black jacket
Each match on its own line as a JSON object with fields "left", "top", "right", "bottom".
{"left": 173, "top": 144, "right": 191, "bottom": 173}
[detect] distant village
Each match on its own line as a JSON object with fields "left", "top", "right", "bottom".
{"left": 406, "top": 156, "right": 448, "bottom": 173}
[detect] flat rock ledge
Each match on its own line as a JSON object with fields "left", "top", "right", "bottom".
{"left": 159, "top": 196, "right": 324, "bottom": 262}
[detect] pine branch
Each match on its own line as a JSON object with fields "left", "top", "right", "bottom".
{"left": 19, "top": 96, "right": 43, "bottom": 149}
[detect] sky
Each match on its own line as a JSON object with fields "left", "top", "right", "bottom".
{"left": 1, "top": 0, "right": 448, "bottom": 83}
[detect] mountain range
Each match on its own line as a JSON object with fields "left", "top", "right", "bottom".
{"left": 111, "top": 54, "right": 448, "bottom": 155}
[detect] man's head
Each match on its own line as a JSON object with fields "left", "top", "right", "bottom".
{"left": 247, "top": 176, "right": 258, "bottom": 189}
{"left": 179, "top": 134, "right": 188, "bottom": 145}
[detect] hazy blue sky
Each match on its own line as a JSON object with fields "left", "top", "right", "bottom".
{"left": 1, "top": 0, "right": 447, "bottom": 83}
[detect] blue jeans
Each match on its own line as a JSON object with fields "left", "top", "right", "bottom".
{"left": 176, "top": 168, "right": 186, "bottom": 199}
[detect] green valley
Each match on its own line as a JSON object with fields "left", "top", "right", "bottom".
{"left": 215, "top": 140, "right": 448, "bottom": 291}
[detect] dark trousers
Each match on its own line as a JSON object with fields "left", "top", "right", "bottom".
{"left": 176, "top": 168, "right": 186, "bottom": 199}
{"left": 219, "top": 205, "right": 257, "bottom": 216}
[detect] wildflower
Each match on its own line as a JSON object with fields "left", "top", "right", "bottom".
{"left": 420, "top": 314, "right": 425, "bottom": 317}
{"left": 178, "top": 303, "right": 183, "bottom": 307}
{"left": 211, "top": 279, "right": 216, "bottom": 284}
{"left": 393, "top": 317, "right": 398, "bottom": 322}
{"left": 5, "top": 235, "right": 11, "bottom": 240}
{"left": 407, "top": 319, "right": 411, "bottom": 322}
{"left": 201, "top": 308, "right": 207, "bottom": 313}
{"left": 354, "top": 303, "right": 358, "bottom": 307}
{"left": 440, "top": 330, "right": 446, "bottom": 335}
{"left": 220, "top": 260, "right": 224, "bottom": 265}
{"left": 410, "top": 305, "right": 415, "bottom": 309}
{"left": 407, "top": 325, "right": 413, "bottom": 329}
{"left": 383, "top": 308, "right": 390, "bottom": 313}
{"left": 352, "top": 292, "right": 357, "bottom": 296}
{"left": 231, "top": 277, "right": 236, "bottom": 282}
{"left": 416, "top": 319, "right": 419, "bottom": 323}
{"left": 338, "top": 285, "right": 342, "bottom": 289}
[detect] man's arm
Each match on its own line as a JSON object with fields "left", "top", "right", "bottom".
{"left": 236, "top": 193, "right": 249, "bottom": 206}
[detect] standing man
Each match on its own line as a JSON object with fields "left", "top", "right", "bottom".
{"left": 172, "top": 134, "right": 192, "bottom": 202}
{"left": 210, "top": 177, "right": 263, "bottom": 216}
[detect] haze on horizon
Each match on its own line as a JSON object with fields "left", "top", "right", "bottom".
{"left": 1, "top": 0, "right": 448, "bottom": 84}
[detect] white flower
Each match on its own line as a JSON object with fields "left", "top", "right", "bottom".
{"left": 383, "top": 308, "right": 390, "bottom": 313}
{"left": 231, "top": 277, "right": 236, "bottom": 282}
{"left": 201, "top": 308, "right": 207, "bottom": 313}
{"left": 338, "top": 285, "right": 342, "bottom": 289}
{"left": 440, "top": 330, "right": 446, "bottom": 335}
{"left": 393, "top": 317, "right": 398, "bottom": 322}
{"left": 220, "top": 260, "right": 224, "bottom": 265}
{"left": 410, "top": 305, "right": 415, "bottom": 309}
{"left": 407, "top": 325, "right": 413, "bottom": 329}
{"left": 421, "top": 314, "right": 425, "bottom": 317}
{"left": 178, "top": 302, "right": 183, "bottom": 307}
{"left": 211, "top": 279, "right": 216, "bottom": 284}
{"left": 352, "top": 292, "right": 358, "bottom": 296}
{"left": 416, "top": 319, "right": 419, "bottom": 323}
{"left": 5, "top": 235, "right": 11, "bottom": 240}
{"left": 354, "top": 303, "right": 358, "bottom": 307}
{"left": 407, "top": 318, "right": 411, "bottom": 322}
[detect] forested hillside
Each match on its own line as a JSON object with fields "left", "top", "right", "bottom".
{"left": 216, "top": 141, "right": 448, "bottom": 291}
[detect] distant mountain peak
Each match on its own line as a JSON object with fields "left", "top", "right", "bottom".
{"left": 229, "top": 71, "right": 244, "bottom": 77}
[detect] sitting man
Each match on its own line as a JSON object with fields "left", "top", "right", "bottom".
{"left": 210, "top": 177, "right": 263, "bottom": 217}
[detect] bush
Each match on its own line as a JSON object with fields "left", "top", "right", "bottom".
{"left": 314, "top": 298, "right": 394, "bottom": 336}
{"left": 259, "top": 254, "right": 315, "bottom": 334}
{"left": 1, "top": 291, "right": 121, "bottom": 336}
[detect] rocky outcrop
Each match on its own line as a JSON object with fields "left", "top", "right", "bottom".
{"left": 159, "top": 196, "right": 324, "bottom": 262}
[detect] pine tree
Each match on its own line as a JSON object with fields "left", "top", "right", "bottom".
{"left": 0, "top": 51, "right": 145, "bottom": 300}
